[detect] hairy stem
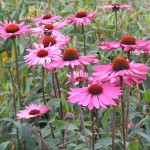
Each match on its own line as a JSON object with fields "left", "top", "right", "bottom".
{"left": 92, "top": 109, "right": 98, "bottom": 150}
{"left": 13, "top": 37, "right": 22, "bottom": 107}
{"left": 54, "top": 69, "right": 63, "bottom": 119}
{"left": 42, "top": 67, "right": 47, "bottom": 105}
{"left": 70, "top": 67, "right": 89, "bottom": 148}
{"left": 115, "top": 11, "right": 118, "bottom": 40}
{"left": 82, "top": 24, "right": 86, "bottom": 55}
{"left": 63, "top": 121, "right": 70, "bottom": 148}
{"left": 112, "top": 106, "right": 116, "bottom": 150}
{"left": 120, "top": 76, "right": 126, "bottom": 150}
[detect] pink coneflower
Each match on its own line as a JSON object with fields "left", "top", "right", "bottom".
{"left": 46, "top": 48, "right": 99, "bottom": 70}
{"left": 24, "top": 43, "right": 61, "bottom": 67}
{"left": 93, "top": 57, "right": 150, "bottom": 85}
{"left": 68, "top": 83, "right": 122, "bottom": 110}
{"left": 41, "top": 35, "right": 70, "bottom": 49}
{"left": 102, "top": 3, "right": 131, "bottom": 11}
{"left": 34, "top": 14, "right": 62, "bottom": 25}
{"left": 67, "top": 11, "right": 96, "bottom": 26}
{"left": 31, "top": 21, "right": 67, "bottom": 38}
{"left": 100, "top": 35, "right": 147, "bottom": 52}
{"left": 0, "top": 20, "right": 30, "bottom": 39}
{"left": 16, "top": 103, "right": 51, "bottom": 120}
{"left": 66, "top": 70, "right": 88, "bottom": 85}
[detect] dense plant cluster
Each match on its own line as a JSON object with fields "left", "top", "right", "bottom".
{"left": 0, "top": 0, "right": 150, "bottom": 150}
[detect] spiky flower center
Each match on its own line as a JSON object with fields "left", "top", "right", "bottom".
{"left": 88, "top": 84, "right": 103, "bottom": 95}
{"left": 112, "top": 57, "right": 130, "bottom": 71}
{"left": 45, "top": 24, "right": 54, "bottom": 30}
{"left": 29, "top": 109, "right": 40, "bottom": 115}
{"left": 42, "top": 36, "right": 56, "bottom": 47}
{"left": 43, "top": 14, "right": 52, "bottom": 19}
{"left": 112, "top": 3, "right": 120, "bottom": 11}
{"left": 37, "top": 49, "right": 48, "bottom": 57}
{"left": 76, "top": 11, "right": 87, "bottom": 18}
{"left": 6, "top": 24, "right": 19, "bottom": 33}
{"left": 121, "top": 35, "right": 136, "bottom": 45}
{"left": 63, "top": 48, "right": 79, "bottom": 61}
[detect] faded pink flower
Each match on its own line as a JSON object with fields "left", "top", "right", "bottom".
{"left": 67, "top": 11, "right": 96, "bottom": 26}
{"left": 102, "top": 3, "right": 131, "bottom": 11}
{"left": 68, "top": 83, "right": 122, "bottom": 110}
{"left": 24, "top": 43, "right": 61, "bottom": 67}
{"left": 66, "top": 70, "right": 88, "bottom": 85}
{"left": 31, "top": 21, "right": 67, "bottom": 38}
{"left": 16, "top": 103, "right": 51, "bottom": 120}
{"left": 100, "top": 35, "right": 148, "bottom": 52}
{"left": 46, "top": 48, "right": 99, "bottom": 70}
{"left": 0, "top": 20, "right": 30, "bottom": 39}
{"left": 41, "top": 35, "right": 70, "bottom": 49}
{"left": 34, "top": 14, "right": 61, "bottom": 25}
{"left": 93, "top": 57, "right": 150, "bottom": 85}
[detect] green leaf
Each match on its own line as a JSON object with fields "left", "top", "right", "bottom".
{"left": 95, "top": 138, "right": 121, "bottom": 149}
{"left": 54, "top": 120, "right": 66, "bottom": 130}
{"left": 0, "top": 141, "right": 11, "bottom": 150}
{"left": 128, "top": 141, "right": 139, "bottom": 150}
{"left": 20, "top": 123, "right": 36, "bottom": 150}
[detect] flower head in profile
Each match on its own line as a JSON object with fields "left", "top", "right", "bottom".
{"left": 102, "top": 3, "right": 131, "bottom": 11}
{"left": 41, "top": 35, "right": 70, "bottom": 49}
{"left": 46, "top": 48, "right": 99, "bottom": 70}
{"left": 16, "top": 103, "right": 51, "bottom": 120}
{"left": 68, "top": 82, "right": 122, "bottom": 110}
{"left": 34, "top": 14, "right": 62, "bottom": 25}
{"left": 0, "top": 20, "right": 30, "bottom": 39}
{"left": 24, "top": 43, "right": 61, "bottom": 68}
{"left": 100, "top": 35, "right": 148, "bottom": 52}
{"left": 66, "top": 70, "right": 88, "bottom": 85}
{"left": 67, "top": 11, "right": 96, "bottom": 26}
{"left": 31, "top": 21, "right": 67, "bottom": 38}
{"left": 93, "top": 57, "right": 150, "bottom": 85}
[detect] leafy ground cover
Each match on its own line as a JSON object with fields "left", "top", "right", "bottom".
{"left": 0, "top": 0, "right": 150, "bottom": 150}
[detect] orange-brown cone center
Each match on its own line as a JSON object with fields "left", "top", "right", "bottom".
{"left": 42, "top": 36, "right": 56, "bottom": 47}
{"left": 121, "top": 35, "right": 136, "bottom": 45}
{"left": 29, "top": 109, "right": 40, "bottom": 115}
{"left": 37, "top": 49, "right": 48, "bottom": 57}
{"left": 63, "top": 48, "right": 79, "bottom": 61}
{"left": 88, "top": 84, "right": 103, "bottom": 95}
{"left": 45, "top": 24, "right": 54, "bottom": 30}
{"left": 76, "top": 11, "right": 87, "bottom": 18}
{"left": 112, "top": 57, "right": 130, "bottom": 71}
{"left": 43, "top": 14, "right": 52, "bottom": 19}
{"left": 6, "top": 24, "right": 19, "bottom": 33}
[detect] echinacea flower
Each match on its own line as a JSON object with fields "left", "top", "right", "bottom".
{"left": 93, "top": 57, "right": 150, "bottom": 85}
{"left": 102, "top": 3, "right": 131, "bottom": 11}
{"left": 67, "top": 11, "right": 96, "bottom": 26}
{"left": 16, "top": 103, "right": 51, "bottom": 120}
{"left": 31, "top": 21, "right": 67, "bottom": 38}
{"left": 41, "top": 35, "right": 70, "bottom": 49}
{"left": 0, "top": 20, "right": 30, "bottom": 39}
{"left": 46, "top": 48, "right": 99, "bottom": 70}
{"left": 100, "top": 35, "right": 148, "bottom": 52}
{"left": 24, "top": 43, "right": 61, "bottom": 67}
{"left": 66, "top": 70, "right": 88, "bottom": 85}
{"left": 34, "top": 14, "right": 62, "bottom": 25}
{"left": 68, "top": 82, "right": 122, "bottom": 110}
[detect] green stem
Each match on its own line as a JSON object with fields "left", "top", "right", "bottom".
{"left": 42, "top": 67, "right": 47, "bottom": 105}
{"left": 92, "top": 109, "right": 98, "bottom": 150}
{"left": 82, "top": 24, "right": 86, "bottom": 55}
{"left": 70, "top": 67, "right": 90, "bottom": 148}
{"left": 115, "top": 11, "right": 118, "bottom": 40}
{"left": 120, "top": 76, "right": 126, "bottom": 150}
{"left": 13, "top": 37, "right": 22, "bottom": 107}
{"left": 112, "top": 106, "right": 116, "bottom": 150}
